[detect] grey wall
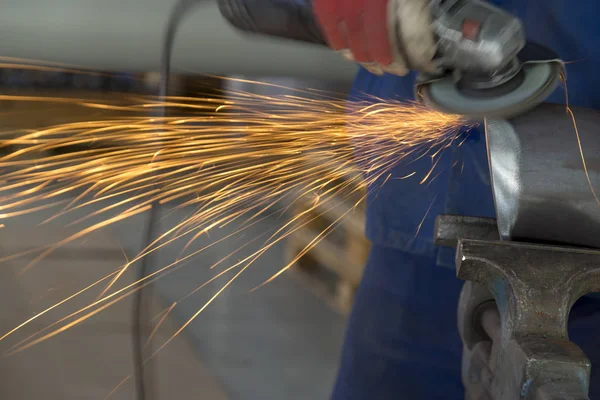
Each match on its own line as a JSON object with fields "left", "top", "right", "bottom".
{"left": 0, "top": 0, "right": 357, "bottom": 82}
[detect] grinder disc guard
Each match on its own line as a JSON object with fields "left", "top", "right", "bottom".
{"left": 416, "top": 43, "right": 564, "bottom": 119}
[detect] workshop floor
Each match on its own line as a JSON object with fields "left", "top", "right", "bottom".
{"left": 0, "top": 197, "right": 347, "bottom": 399}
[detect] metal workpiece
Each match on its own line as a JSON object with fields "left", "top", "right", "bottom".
{"left": 486, "top": 103, "right": 600, "bottom": 249}
{"left": 439, "top": 102, "right": 600, "bottom": 398}
{"left": 457, "top": 239, "right": 600, "bottom": 400}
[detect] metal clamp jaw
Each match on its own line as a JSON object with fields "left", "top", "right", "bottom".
{"left": 436, "top": 216, "right": 600, "bottom": 400}
{"left": 434, "top": 103, "right": 600, "bottom": 399}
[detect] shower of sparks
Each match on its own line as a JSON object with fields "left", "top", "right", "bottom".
{"left": 0, "top": 74, "right": 470, "bottom": 359}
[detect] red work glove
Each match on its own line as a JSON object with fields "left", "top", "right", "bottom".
{"left": 313, "top": 0, "right": 437, "bottom": 76}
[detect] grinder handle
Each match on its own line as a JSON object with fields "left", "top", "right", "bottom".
{"left": 218, "top": 0, "right": 327, "bottom": 45}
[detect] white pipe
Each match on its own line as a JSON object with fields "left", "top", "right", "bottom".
{"left": 0, "top": 0, "right": 357, "bottom": 82}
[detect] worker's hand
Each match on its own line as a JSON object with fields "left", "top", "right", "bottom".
{"left": 313, "top": 0, "right": 437, "bottom": 76}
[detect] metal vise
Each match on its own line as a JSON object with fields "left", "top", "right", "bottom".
{"left": 435, "top": 103, "right": 600, "bottom": 399}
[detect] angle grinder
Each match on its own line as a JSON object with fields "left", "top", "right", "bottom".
{"left": 218, "top": 0, "right": 564, "bottom": 119}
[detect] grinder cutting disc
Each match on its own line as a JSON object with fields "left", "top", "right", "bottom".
{"left": 416, "top": 42, "right": 564, "bottom": 119}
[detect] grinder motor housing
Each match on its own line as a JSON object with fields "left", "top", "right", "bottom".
{"left": 218, "top": 0, "right": 562, "bottom": 118}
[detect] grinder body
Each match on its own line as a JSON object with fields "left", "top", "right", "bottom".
{"left": 218, "top": 0, "right": 562, "bottom": 118}
{"left": 220, "top": 0, "right": 525, "bottom": 79}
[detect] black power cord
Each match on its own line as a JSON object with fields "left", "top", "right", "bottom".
{"left": 132, "top": 1, "right": 207, "bottom": 399}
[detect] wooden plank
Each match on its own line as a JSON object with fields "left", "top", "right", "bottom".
{"left": 310, "top": 198, "right": 365, "bottom": 234}
{"left": 289, "top": 225, "right": 364, "bottom": 287}
{"left": 334, "top": 281, "right": 355, "bottom": 314}
{"left": 0, "top": 90, "right": 145, "bottom": 130}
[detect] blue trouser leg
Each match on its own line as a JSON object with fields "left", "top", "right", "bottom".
{"left": 331, "top": 245, "right": 465, "bottom": 400}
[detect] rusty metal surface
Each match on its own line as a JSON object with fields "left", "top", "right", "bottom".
{"left": 434, "top": 215, "right": 499, "bottom": 248}
{"left": 457, "top": 239, "right": 600, "bottom": 400}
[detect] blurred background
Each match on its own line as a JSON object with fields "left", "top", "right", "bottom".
{"left": 0, "top": 1, "right": 369, "bottom": 399}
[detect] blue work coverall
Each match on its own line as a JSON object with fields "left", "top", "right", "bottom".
{"left": 332, "top": 1, "right": 600, "bottom": 399}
